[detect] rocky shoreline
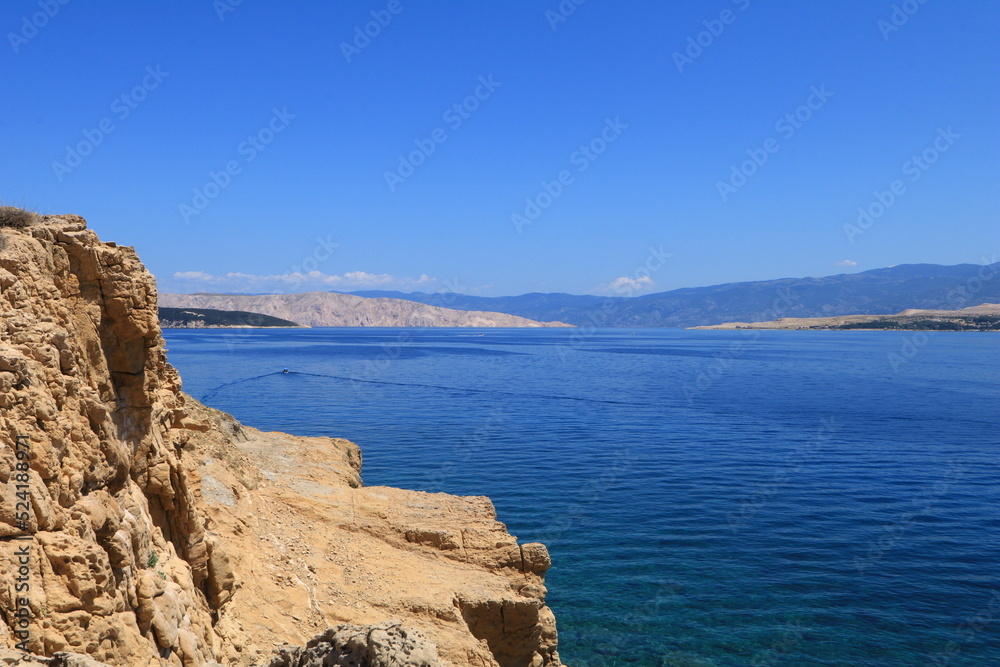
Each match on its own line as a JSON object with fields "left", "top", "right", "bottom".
{"left": 691, "top": 304, "right": 1000, "bottom": 331}
{"left": 0, "top": 214, "right": 564, "bottom": 666}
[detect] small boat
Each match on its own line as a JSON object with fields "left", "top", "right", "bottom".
{"left": 282, "top": 368, "right": 289, "bottom": 374}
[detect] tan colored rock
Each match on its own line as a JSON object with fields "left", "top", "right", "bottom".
{"left": 266, "top": 622, "right": 441, "bottom": 666}
{"left": 0, "top": 214, "right": 565, "bottom": 666}
{"left": 692, "top": 302, "right": 1000, "bottom": 329}
{"left": 0, "top": 647, "right": 114, "bottom": 666}
{"left": 158, "top": 293, "right": 573, "bottom": 329}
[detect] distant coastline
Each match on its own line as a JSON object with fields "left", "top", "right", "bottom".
{"left": 158, "top": 306, "right": 302, "bottom": 328}
{"left": 159, "top": 292, "right": 573, "bottom": 328}
{"left": 691, "top": 304, "right": 1000, "bottom": 331}
{"left": 160, "top": 324, "right": 304, "bottom": 329}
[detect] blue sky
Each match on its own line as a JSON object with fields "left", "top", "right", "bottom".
{"left": 3, "top": 0, "right": 998, "bottom": 296}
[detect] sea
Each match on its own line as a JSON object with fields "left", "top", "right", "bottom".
{"left": 161, "top": 327, "right": 1000, "bottom": 666}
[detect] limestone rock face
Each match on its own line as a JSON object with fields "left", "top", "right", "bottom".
{"left": 0, "top": 647, "right": 114, "bottom": 666}
{"left": 266, "top": 622, "right": 440, "bottom": 667}
{"left": 1, "top": 217, "right": 221, "bottom": 666}
{"left": 0, "top": 216, "right": 564, "bottom": 666}
{"left": 157, "top": 293, "right": 573, "bottom": 328}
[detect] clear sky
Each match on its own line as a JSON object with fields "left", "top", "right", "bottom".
{"left": 3, "top": 0, "right": 998, "bottom": 296}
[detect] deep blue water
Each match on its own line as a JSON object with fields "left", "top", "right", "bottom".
{"left": 162, "top": 328, "right": 1000, "bottom": 666}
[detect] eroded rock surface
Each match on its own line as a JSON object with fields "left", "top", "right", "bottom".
{"left": 266, "top": 622, "right": 440, "bottom": 667}
{"left": 0, "top": 647, "right": 113, "bottom": 666}
{"left": 0, "top": 216, "right": 563, "bottom": 666}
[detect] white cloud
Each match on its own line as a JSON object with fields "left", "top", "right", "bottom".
{"left": 173, "top": 270, "right": 215, "bottom": 281}
{"left": 834, "top": 259, "right": 858, "bottom": 267}
{"left": 168, "top": 270, "right": 439, "bottom": 292}
{"left": 597, "top": 275, "right": 655, "bottom": 295}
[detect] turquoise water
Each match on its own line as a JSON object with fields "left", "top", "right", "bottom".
{"left": 162, "top": 328, "right": 1000, "bottom": 666}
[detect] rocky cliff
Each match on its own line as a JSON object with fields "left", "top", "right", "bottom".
{"left": 0, "top": 215, "right": 564, "bottom": 666}
{"left": 157, "top": 293, "right": 572, "bottom": 329}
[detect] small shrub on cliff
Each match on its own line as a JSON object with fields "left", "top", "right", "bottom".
{"left": 0, "top": 206, "right": 38, "bottom": 229}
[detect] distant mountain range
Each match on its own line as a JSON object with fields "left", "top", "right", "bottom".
{"left": 341, "top": 262, "right": 1000, "bottom": 327}
{"left": 159, "top": 307, "right": 299, "bottom": 328}
{"left": 157, "top": 292, "right": 571, "bottom": 328}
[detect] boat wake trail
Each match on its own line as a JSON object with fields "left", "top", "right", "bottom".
{"left": 200, "top": 371, "right": 288, "bottom": 403}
